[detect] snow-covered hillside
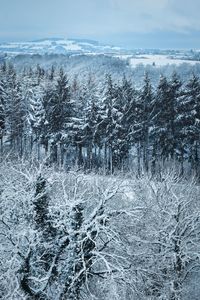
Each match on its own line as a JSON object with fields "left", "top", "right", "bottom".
{"left": 1, "top": 38, "right": 200, "bottom": 69}
{"left": 0, "top": 38, "right": 123, "bottom": 55}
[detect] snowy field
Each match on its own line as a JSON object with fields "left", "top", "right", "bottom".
{"left": 129, "top": 54, "right": 200, "bottom": 67}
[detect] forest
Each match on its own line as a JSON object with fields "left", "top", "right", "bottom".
{"left": 0, "top": 61, "right": 200, "bottom": 299}
{"left": 0, "top": 61, "right": 200, "bottom": 177}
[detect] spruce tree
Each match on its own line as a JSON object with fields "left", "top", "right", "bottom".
{"left": 151, "top": 75, "right": 175, "bottom": 166}
{"left": 0, "top": 78, "right": 6, "bottom": 154}
{"left": 47, "top": 68, "right": 73, "bottom": 163}
{"left": 33, "top": 174, "right": 55, "bottom": 238}
{"left": 9, "top": 82, "right": 26, "bottom": 155}
{"left": 175, "top": 75, "right": 200, "bottom": 175}
{"left": 138, "top": 73, "right": 154, "bottom": 172}
{"left": 101, "top": 74, "right": 118, "bottom": 172}
{"left": 28, "top": 87, "right": 45, "bottom": 159}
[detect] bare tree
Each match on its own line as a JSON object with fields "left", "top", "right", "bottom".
{"left": 0, "top": 162, "right": 142, "bottom": 299}
{"left": 128, "top": 171, "right": 200, "bottom": 299}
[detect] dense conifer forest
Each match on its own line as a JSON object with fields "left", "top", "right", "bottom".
{"left": 0, "top": 61, "right": 200, "bottom": 178}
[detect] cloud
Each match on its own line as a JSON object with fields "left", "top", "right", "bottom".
{"left": 105, "top": 0, "right": 200, "bottom": 33}
{"left": 166, "top": 0, "right": 200, "bottom": 31}
{"left": 0, "top": 0, "right": 199, "bottom": 48}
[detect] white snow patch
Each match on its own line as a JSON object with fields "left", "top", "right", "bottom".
{"left": 129, "top": 55, "right": 200, "bottom": 67}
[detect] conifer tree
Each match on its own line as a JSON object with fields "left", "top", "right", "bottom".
{"left": 175, "top": 75, "right": 200, "bottom": 176}
{"left": 0, "top": 78, "right": 6, "bottom": 154}
{"left": 101, "top": 74, "right": 118, "bottom": 172}
{"left": 151, "top": 75, "right": 173, "bottom": 167}
{"left": 33, "top": 174, "right": 55, "bottom": 238}
{"left": 28, "top": 87, "right": 45, "bottom": 159}
{"left": 138, "top": 73, "right": 154, "bottom": 172}
{"left": 9, "top": 82, "right": 26, "bottom": 155}
{"left": 47, "top": 68, "right": 73, "bottom": 163}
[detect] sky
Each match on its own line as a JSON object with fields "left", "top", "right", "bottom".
{"left": 0, "top": 0, "right": 199, "bottom": 49}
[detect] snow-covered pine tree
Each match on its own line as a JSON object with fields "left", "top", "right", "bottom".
{"left": 35, "top": 63, "right": 45, "bottom": 84}
{"left": 101, "top": 74, "right": 118, "bottom": 172}
{"left": 136, "top": 72, "right": 154, "bottom": 172}
{"left": 186, "top": 75, "right": 200, "bottom": 176}
{"left": 150, "top": 75, "right": 176, "bottom": 172}
{"left": 48, "top": 68, "right": 71, "bottom": 133}
{"left": 82, "top": 100, "right": 98, "bottom": 168}
{"left": 175, "top": 74, "right": 200, "bottom": 176}
{"left": 20, "top": 174, "right": 57, "bottom": 299}
{"left": 8, "top": 80, "right": 26, "bottom": 156}
{"left": 41, "top": 81, "right": 56, "bottom": 155}
{"left": 168, "top": 72, "right": 182, "bottom": 159}
{"left": 0, "top": 77, "right": 6, "bottom": 155}
{"left": 33, "top": 174, "right": 55, "bottom": 238}
{"left": 28, "top": 87, "right": 45, "bottom": 159}
{"left": 49, "top": 65, "right": 55, "bottom": 81}
{"left": 120, "top": 77, "right": 140, "bottom": 172}
{"left": 71, "top": 75, "right": 99, "bottom": 168}
{"left": 47, "top": 68, "right": 73, "bottom": 164}
{"left": 112, "top": 76, "right": 134, "bottom": 170}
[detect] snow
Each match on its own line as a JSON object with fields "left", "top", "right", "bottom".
{"left": 1, "top": 39, "right": 200, "bottom": 69}
{"left": 129, "top": 54, "right": 200, "bottom": 67}
{"left": 0, "top": 39, "right": 122, "bottom": 55}
{"left": 62, "top": 44, "right": 82, "bottom": 51}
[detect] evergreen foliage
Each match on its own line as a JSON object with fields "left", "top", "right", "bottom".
{"left": 0, "top": 62, "right": 200, "bottom": 177}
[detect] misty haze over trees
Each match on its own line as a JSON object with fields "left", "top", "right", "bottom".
{"left": 0, "top": 57, "right": 200, "bottom": 300}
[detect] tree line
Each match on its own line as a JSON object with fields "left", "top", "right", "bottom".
{"left": 0, "top": 62, "right": 200, "bottom": 177}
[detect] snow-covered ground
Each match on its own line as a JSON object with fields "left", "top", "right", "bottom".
{"left": 1, "top": 39, "right": 200, "bottom": 70}
{"left": 0, "top": 38, "right": 124, "bottom": 55}
{"left": 129, "top": 54, "right": 200, "bottom": 67}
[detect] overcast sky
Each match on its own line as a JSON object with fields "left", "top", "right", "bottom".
{"left": 0, "top": 0, "right": 199, "bottom": 49}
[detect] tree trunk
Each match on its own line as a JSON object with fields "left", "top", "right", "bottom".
{"left": 0, "top": 136, "right": 3, "bottom": 160}
{"left": 78, "top": 144, "right": 83, "bottom": 167}
{"left": 109, "top": 145, "right": 113, "bottom": 174}
{"left": 104, "top": 143, "right": 107, "bottom": 174}
{"left": 137, "top": 142, "right": 141, "bottom": 177}
{"left": 50, "top": 143, "right": 58, "bottom": 164}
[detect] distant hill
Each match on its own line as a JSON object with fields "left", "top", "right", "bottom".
{"left": 0, "top": 38, "right": 124, "bottom": 56}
